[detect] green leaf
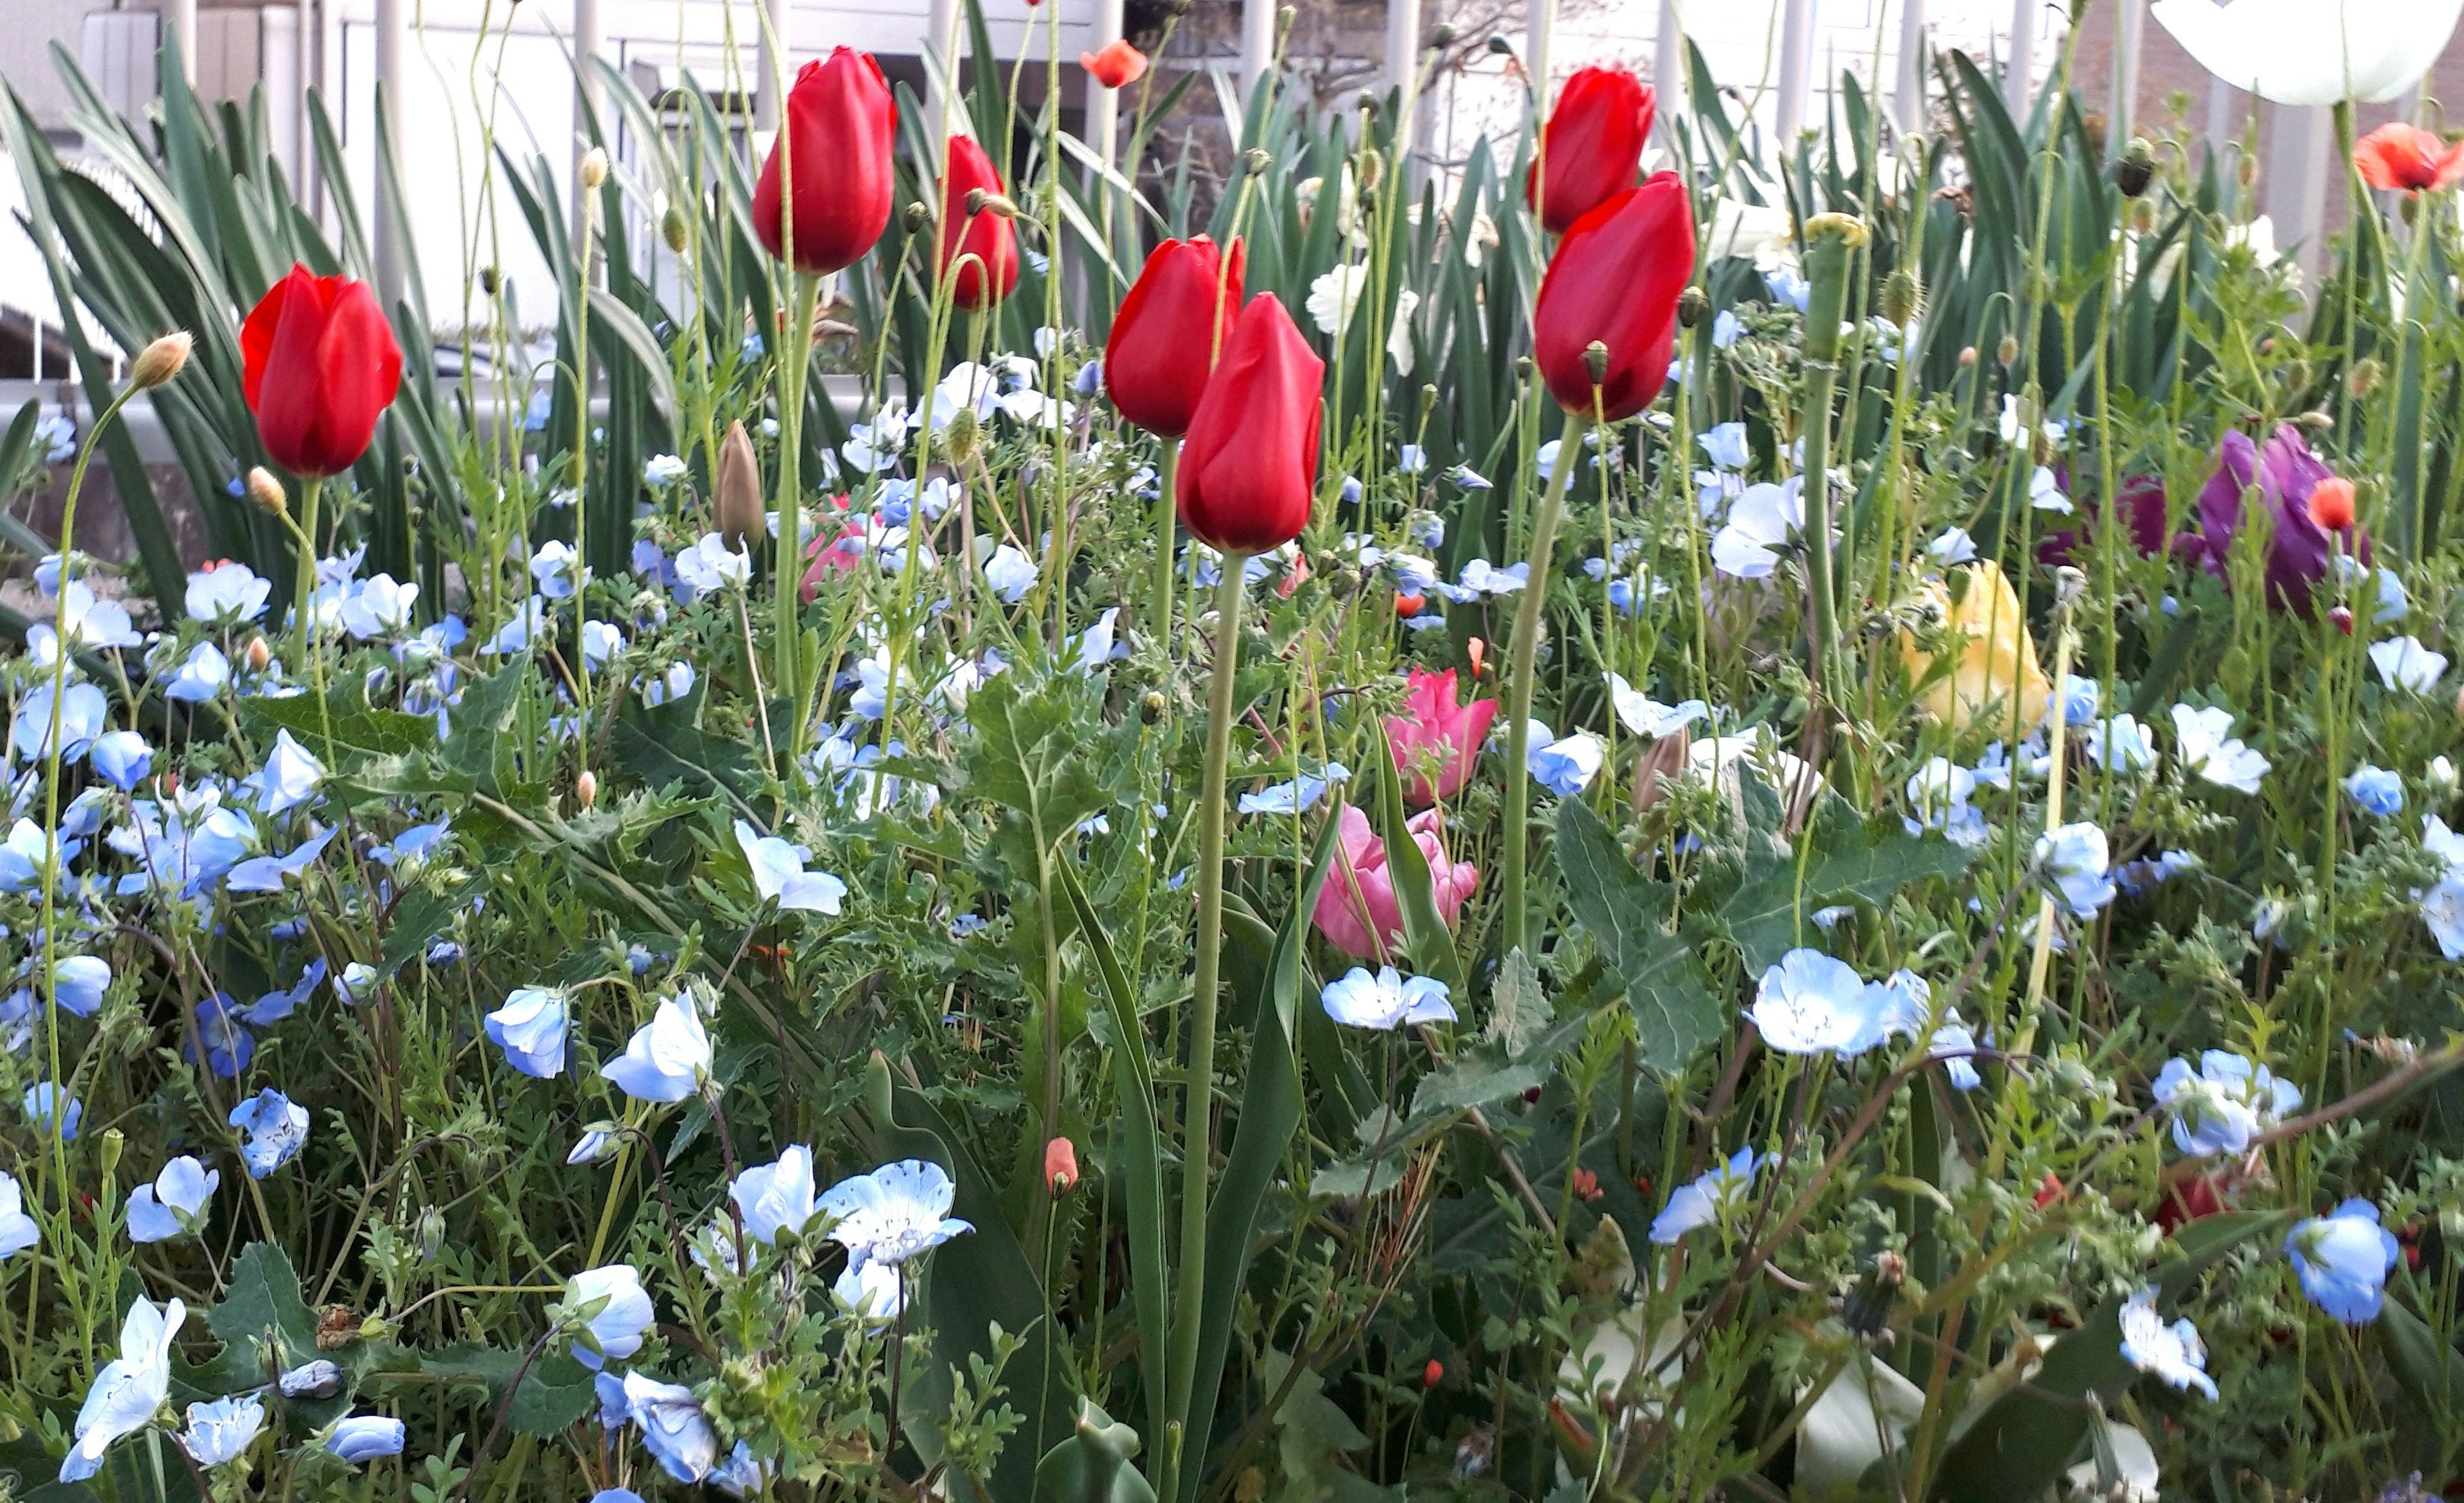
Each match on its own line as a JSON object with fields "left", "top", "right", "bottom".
{"left": 2377, "top": 1294, "right": 2459, "bottom": 1420}
{"left": 243, "top": 688, "right": 439, "bottom": 760}
{"left": 1485, "top": 949, "right": 1552, "bottom": 1056}
{"left": 413, "top": 1345, "right": 599, "bottom": 1436}
{"left": 1036, "top": 1400, "right": 1156, "bottom": 1503}
{"left": 1553, "top": 798, "right": 1722, "bottom": 1074}
{"left": 204, "top": 1242, "right": 319, "bottom": 1371}
{"left": 964, "top": 670, "right": 1118, "bottom": 850}
{"left": 1713, "top": 777, "right": 1975, "bottom": 974}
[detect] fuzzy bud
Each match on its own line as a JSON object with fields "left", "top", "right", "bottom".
{"left": 1842, "top": 1250, "right": 1906, "bottom": 1339}
{"left": 480, "top": 265, "right": 502, "bottom": 295}
{"left": 1487, "top": 33, "right": 1514, "bottom": 53}
{"left": 1356, "top": 146, "right": 1385, "bottom": 191}
{"left": 1514, "top": 354, "right": 1536, "bottom": 381}
{"left": 579, "top": 147, "right": 610, "bottom": 193}
{"left": 130, "top": 331, "right": 193, "bottom": 391}
{"left": 903, "top": 200, "right": 930, "bottom": 233}
{"left": 1996, "top": 334, "right": 2021, "bottom": 366}
{"left": 1431, "top": 21, "right": 1456, "bottom": 46}
{"left": 1676, "top": 286, "right": 1709, "bottom": 328}
{"left": 661, "top": 204, "right": 690, "bottom": 253}
{"left": 943, "top": 407, "right": 984, "bottom": 467}
{"left": 1958, "top": 344, "right": 1978, "bottom": 368}
{"left": 574, "top": 768, "right": 598, "bottom": 808}
{"left": 1583, "top": 340, "right": 1609, "bottom": 385}
{"left": 246, "top": 467, "right": 288, "bottom": 517}
{"left": 2349, "top": 357, "right": 2384, "bottom": 399}
{"left": 1880, "top": 268, "right": 1924, "bottom": 329}
{"left": 1045, "top": 1137, "right": 1079, "bottom": 1195}
{"left": 1244, "top": 147, "right": 1274, "bottom": 177}
{"left": 246, "top": 636, "right": 272, "bottom": 673}
{"left": 1140, "top": 690, "right": 1168, "bottom": 724}
{"left": 714, "top": 420, "right": 764, "bottom": 546}
{"left": 2114, "top": 137, "right": 2156, "bottom": 198}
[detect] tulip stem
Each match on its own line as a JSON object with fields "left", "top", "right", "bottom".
{"left": 1153, "top": 444, "right": 1179, "bottom": 653}
{"left": 773, "top": 268, "right": 823, "bottom": 732}
{"left": 1165, "top": 554, "right": 1246, "bottom": 1475}
{"left": 1500, "top": 410, "right": 1588, "bottom": 959}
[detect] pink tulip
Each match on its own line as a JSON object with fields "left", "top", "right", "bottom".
{"left": 1387, "top": 667, "right": 1497, "bottom": 806}
{"left": 1312, "top": 805, "right": 1479, "bottom": 961}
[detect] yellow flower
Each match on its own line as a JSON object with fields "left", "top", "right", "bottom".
{"left": 1904, "top": 561, "right": 2049, "bottom": 735}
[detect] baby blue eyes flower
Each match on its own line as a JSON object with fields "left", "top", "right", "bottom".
{"left": 246, "top": 729, "right": 325, "bottom": 815}
{"left": 1697, "top": 421, "right": 1750, "bottom": 473}
{"left": 1524, "top": 723, "right": 1604, "bottom": 796}
{"left": 730, "top": 1144, "right": 819, "bottom": 1247}
{"left": 1748, "top": 950, "right": 1887, "bottom": 1058}
{"left": 1321, "top": 966, "right": 1456, "bottom": 1031}
{"left": 1649, "top": 1146, "right": 1763, "bottom": 1244}
{"left": 622, "top": 1372, "right": 721, "bottom": 1482}
{"left": 2169, "top": 703, "right": 2269, "bottom": 794}
{"left": 89, "top": 730, "right": 152, "bottom": 791}
{"left": 323, "top": 1414, "right": 406, "bottom": 1465}
{"left": 11, "top": 680, "right": 108, "bottom": 762}
{"left": 2368, "top": 635, "right": 2447, "bottom": 694}
{"left": 560, "top": 1264, "right": 656, "bottom": 1370}
{"left": 336, "top": 961, "right": 377, "bottom": 1005}
{"left": 833, "top": 1257, "right": 906, "bottom": 1326}
{"left": 166, "top": 641, "right": 232, "bottom": 702}
{"left": 603, "top": 992, "right": 713, "bottom": 1104}
{"left": 178, "top": 1395, "right": 266, "bottom": 1467}
{"left": 1240, "top": 763, "right": 1349, "bottom": 816}
{"left": 1925, "top": 526, "right": 1978, "bottom": 567}
{"left": 710, "top": 1439, "right": 776, "bottom": 1499}
{"left": 2058, "top": 674, "right": 2100, "bottom": 726}
{"left": 817, "top": 1159, "right": 974, "bottom": 1268}
{"left": 982, "top": 544, "right": 1038, "bottom": 603}
{"left": 2035, "top": 822, "right": 2115, "bottom": 917}
{"left": 2285, "top": 1199, "right": 2400, "bottom": 1325}
{"left": 732, "top": 818, "right": 849, "bottom": 915}
{"left": 278, "top": 1359, "right": 343, "bottom": 1399}
{"left": 2085, "top": 712, "right": 2158, "bottom": 776}
{"left": 568, "top": 1127, "right": 620, "bottom": 1165}
{"left": 2346, "top": 765, "right": 2403, "bottom": 817}
{"left": 229, "top": 1089, "right": 309, "bottom": 1177}
{"left": 2118, "top": 1287, "right": 2216, "bottom": 1400}
{"left": 0, "top": 1169, "right": 39, "bottom": 1258}
{"left": 642, "top": 453, "right": 690, "bottom": 488}
{"left": 2152, "top": 1050, "right": 2300, "bottom": 1157}
{"left": 484, "top": 987, "right": 569, "bottom": 1079}
{"left": 126, "top": 1155, "right": 219, "bottom": 1243}
{"left": 185, "top": 561, "right": 272, "bottom": 624}
{"left": 58, "top": 1296, "right": 185, "bottom": 1481}
{"left": 49, "top": 954, "right": 112, "bottom": 1017}
{"left": 25, "top": 1081, "right": 81, "bottom": 1140}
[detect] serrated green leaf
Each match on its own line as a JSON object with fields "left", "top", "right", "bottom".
{"left": 1554, "top": 798, "right": 1722, "bottom": 1074}
{"left": 204, "top": 1242, "right": 319, "bottom": 1366}
{"left": 1718, "top": 777, "right": 1976, "bottom": 974}
{"left": 243, "top": 687, "right": 438, "bottom": 760}
{"left": 413, "top": 1344, "right": 598, "bottom": 1437}
{"left": 1485, "top": 949, "right": 1552, "bottom": 1056}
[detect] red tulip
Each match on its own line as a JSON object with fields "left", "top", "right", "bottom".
{"left": 2353, "top": 122, "right": 2464, "bottom": 194}
{"left": 752, "top": 49, "right": 899, "bottom": 275}
{"left": 1104, "top": 236, "right": 1244, "bottom": 438}
{"left": 1387, "top": 667, "right": 1496, "bottom": 805}
{"left": 1532, "top": 173, "right": 1695, "bottom": 422}
{"left": 1526, "top": 67, "right": 1653, "bottom": 234}
{"left": 937, "top": 135, "right": 1020, "bottom": 312}
{"left": 1081, "top": 40, "right": 1149, "bottom": 89}
{"left": 239, "top": 264, "right": 402, "bottom": 478}
{"left": 1175, "top": 293, "right": 1323, "bottom": 554}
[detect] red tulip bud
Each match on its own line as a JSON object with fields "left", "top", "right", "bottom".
{"left": 1532, "top": 175, "right": 1694, "bottom": 421}
{"left": 241, "top": 264, "right": 403, "bottom": 477}
{"left": 752, "top": 49, "right": 899, "bottom": 275}
{"left": 1526, "top": 67, "right": 1652, "bottom": 235}
{"left": 1106, "top": 237, "right": 1245, "bottom": 438}
{"left": 1175, "top": 293, "right": 1323, "bottom": 554}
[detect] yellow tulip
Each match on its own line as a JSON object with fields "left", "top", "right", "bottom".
{"left": 1904, "top": 560, "right": 2049, "bottom": 735}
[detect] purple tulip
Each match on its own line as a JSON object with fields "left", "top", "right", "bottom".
{"left": 2181, "top": 425, "right": 2363, "bottom": 617}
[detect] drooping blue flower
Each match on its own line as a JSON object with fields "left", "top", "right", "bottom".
{"left": 2285, "top": 1199, "right": 2400, "bottom": 1324}
{"left": 245, "top": 730, "right": 325, "bottom": 816}
{"left": 732, "top": 819, "right": 849, "bottom": 915}
{"left": 10, "top": 681, "right": 108, "bottom": 762}
{"left": 561, "top": 1265, "right": 655, "bottom": 1370}
{"left": 89, "top": 730, "right": 152, "bottom": 791}
{"left": 2368, "top": 635, "right": 2447, "bottom": 694}
{"left": 227, "top": 823, "right": 336, "bottom": 894}
{"left": 1320, "top": 966, "right": 1456, "bottom": 1031}
{"left": 0, "top": 1169, "right": 38, "bottom": 1257}
{"left": 2085, "top": 712, "right": 2159, "bottom": 776}
{"left": 622, "top": 1373, "right": 719, "bottom": 1482}
{"left": 166, "top": 640, "right": 232, "bottom": 702}
{"left": 1649, "top": 1146, "right": 1763, "bottom": 1244}
{"left": 127, "top": 1155, "right": 219, "bottom": 1244}
{"left": 2035, "top": 822, "right": 2116, "bottom": 916}
{"left": 1240, "top": 763, "right": 1349, "bottom": 817}
{"left": 2346, "top": 765, "right": 2403, "bottom": 817}
{"left": 602, "top": 992, "right": 712, "bottom": 1104}
{"left": 710, "top": 1439, "right": 777, "bottom": 1499}
{"left": 24, "top": 1081, "right": 80, "bottom": 1140}
{"left": 832, "top": 1257, "right": 905, "bottom": 1326}
{"left": 1525, "top": 724, "right": 1604, "bottom": 796}
{"left": 2118, "top": 1286, "right": 2216, "bottom": 1399}
{"left": 817, "top": 1160, "right": 973, "bottom": 1267}
{"left": 58, "top": 1296, "right": 184, "bottom": 1481}
{"left": 187, "top": 993, "right": 254, "bottom": 1078}
{"left": 484, "top": 987, "right": 569, "bottom": 1079}
{"left": 322, "top": 1414, "right": 406, "bottom": 1465}
{"left": 177, "top": 1395, "right": 264, "bottom": 1466}
{"left": 2057, "top": 674, "right": 2100, "bottom": 726}
{"left": 47, "top": 954, "right": 111, "bottom": 1017}
{"left": 277, "top": 1359, "right": 343, "bottom": 1399}
{"left": 730, "top": 1145, "right": 819, "bottom": 1247}
{"left": 228, "top": 1089, "right": 308, "bottom": 1177}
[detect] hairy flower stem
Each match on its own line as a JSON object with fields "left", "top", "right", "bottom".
{"left": 1154, "top": 445, "right": 1179, "bottom": 654}
{"left": 1500, "top": 411, "right": 1589, "bottom": 958}
{"left": 1165, "top": 556, "right": 1247, "bottom": 1466}
{"left": 1798, "top": 357, "right": 1842, "bottom": 696}
{"left": 772, "top": 268, "right": 822, "bottom": 723}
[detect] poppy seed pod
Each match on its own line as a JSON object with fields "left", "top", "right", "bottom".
{"left": 714, "top": 421, "right": 764, "bottom": 547}
{"left": 661, "top": 204, "right": 690, "bottom": 253}
{"left": 752, "top": 48, "right": 898, "bottom": 275}
{"left": 1881, "top": 268, "right": 1924, "bottom": 329}
{"left": 1799, "top": 214, "right": 1868, "bottom": 364}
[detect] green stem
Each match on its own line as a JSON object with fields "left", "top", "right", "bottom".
{"left": 1799, "top": 357, "right": 1842, "bottom": 698}
{"left": 1164, "top": 556, "right": 1247, "bottom": 1472}
{"left": 1500, "top": 409, "right": 1589, "bottom": 958}
{"left": 1154, "top": 445, "right": 1179, "bottom": 651}
{"left": 773, "top": 269, "right": 822, "bottom": 725}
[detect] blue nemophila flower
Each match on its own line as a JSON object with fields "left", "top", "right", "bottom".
{"left": 1649, "top": 1146, "right": 1763, "bottom": 1244}
{"left": 2286, "top": 1199, "right": 2400, "bottom": 1324}
{"left": 1904, "top": 758, "right": 1986, "bottom": 848}
{"left": 560, "top": 1264, "right": 654, "bottom": 1370}
{"left": 1870, "top": 971, "right": 1984, "bottom": 1089}
{"left": 2153, "top": 1050, "right": 2299, "bottom": 1157}
{"left": 339, "top": 574, "right": 419, "bottom": 639}
{"left": 2417, "top": 814, "right": 2464, "bottom": 958}
{"left": 2057, "top": 674, "right": 2100, "bottom": 726}
{"left": 1749, "top": 950, "right": 1887, "bottom": 1058}
{"left": 1605, "top": 673, "right": 1707, "bottom": 739}
{"left": 1698, "top": 421, "right": 1750, "bottom": 472}
{"left": 1321, "top": 966, "right": 1455, "bottom": 1030}
{"left": 336, "top": 961, "right": 377, "bottom": 1005}
{"left": 278, "top": 1359, "right": 343, "bottom": 1399}
{"left": 567, "top": 1126, "right": 619, "bottom": 1165}
{"left": 1926, "top": 526, "right": 1978, "bottom": 567}
{"left": 642, "top": 453, "right": 689, "bottom": 488}
{"left": 2368, "top": 635, "right": 2447, "bottom": 694}
{"left": 0, "top": 1169, "right": 38, "bottom": 1257}
{"left": 1446, "top": 464, "right": 1492, "bottom": 490}
{"left": 48, "top": 953, "right": 111, "bottom": 1017}
{"left": 2118, "top": 1287, "right": 2217, "bottom": 1399}
{"left": 25, "top": 1081, "right": 81, "bottom": 1140}
{"left": 982, "top": 544, "right": 1038, "bottom": 603}
{"left": 177, "top": 1395, "right": 264, "bottom": 1467}
{"left": 228, "top": 823, "right": 336, "bottom": 894}
{"left": 229, "top": 1089, "right": 308, "bottom": 1177}
{"left": 817, "top": 1160, "right": 973, "bottom": 1267}
{"left": 58, "top": 1296, "right": 184, "bottom": 1481}
{"left": 11, "top": 680, "right": 108, "bottom": 763}
{"left": 710, "top": 1439, "right": 776, "bottom": 1499}
{"left": 245, "top": 729, "right": 324, "bottom": 815}
{"left": 592, "top": 1491, "right": 649, "bottom": 1503}
{"left": 2166, "top": 704, "right": 2268, "bottom": 793}
{"left": 369, "top": 820, "right": 450, "bottom": 868}
{"left": 733, "top": 818, "right": 849, "bottom": 915}
{"left": 1445, "top": 558, "right": 1527, "bottom": 600}
{"left": 730, "top": 1144, "right": 819, "bottom": 1247}
{"left": 166, "top": 640, "right": 231, "bottom": 702}
{"left": 622, "top": 1372, "right": 721, "bottom": 1482}
{"left": 603, "top": 992, "right": 713, "bottom": 1104}
{"left": 2085, "top": 712, "right": 2159, "bottom": 776}
{"left": 1524, "top": 723, "right": 1604, "bottom": 796}
{"left": 0, "top": 818, "right": 73, "bottom": 893}
{"left": 2035, "top": 823, "right": 2115, "bottom": 916}
{"left": 127, "top": 1155, "right": 219, "bottom": 1243}
{"left": 2347, "top": 765, "right": 2404, "bottom": 817}
{"left": 833, "top": 1257, "right": 905, "bottom": 1326}
{"left": 1398, "top": 444, "right": 1428, "bottom": 474}
{"left": 323, "top": 1414, "right": 406, "bottom": 1466}
{"left": 89, "top": 730, "right": 151, "bottom": 791}
{"left": 1240, "top": 763, "right": 1349, "bottom": 817}
{"left": 484, "top": 986, "right": 569, "bottom": 1079}
{"left": 1711, "top": 479, "right": 1803, "bottom": 579}
{"left": 185, "top": 561, "right": 271, "bottom": 624}
{"left": 189, "top": 998, "right": 255, "bottom": 1078}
